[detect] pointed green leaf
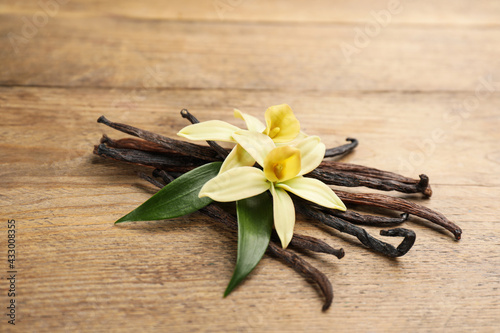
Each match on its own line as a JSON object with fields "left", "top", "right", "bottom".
{"left": 224, "top": 191, "right": 273, "bottom": 297}
{"left": 116, "top": 162, "right": 222, "bottom": 223}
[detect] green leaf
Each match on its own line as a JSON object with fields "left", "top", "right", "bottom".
{"left": 116, "top": 162, "right": 222, "bottom": 223}
{"left": 224, "top": 191, "right": 273, "bottom": 297}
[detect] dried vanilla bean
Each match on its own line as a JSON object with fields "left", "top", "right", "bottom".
{"left": 319, "top": 160, "right": 417, "bottom": 183}
{"left": 137, "top": 172, "right": 165, "bottom": 189}
{"left": 324, "top": 138, "right": 358, "bottom": 158}
{"left": 329, "top": 210, "right": 410, "bottom": 226}
{"left": 336, "top": 191, "right": 462, "bottom": 240}
{"left": 309, "top": 168, "right": 432, "bottom": 196}
{"left": 94, "top": 143, "right": 205, "bottom": 172}
{"left": 101, "top": 134, "right": 176, "bottom": 154}
{"left": 267, "top": 241, "right": 334, "bottom": 311}
{"left": 273, "top": 232, "right": 345, "bottom": 259}
{"left": 296, "top": 202, "right": 416, "bottom": 257}
{"left": 98, "top": 116, "right": 219, "bottom": 161}
{"left": 152, "top": 168, "right": 175, "bottom": 183}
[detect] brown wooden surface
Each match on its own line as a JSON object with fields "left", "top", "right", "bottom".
{"left": 1, "top": 1, "right": 499, "bottom": 332}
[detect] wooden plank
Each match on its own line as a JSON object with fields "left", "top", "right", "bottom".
{"left": 1, "top": 15, "right": 500, "bottom": 91}
{"left": 1, "top": 86, "right": 499, "bottom": 331}
{"left": 1, "top": 0, "right": 500, "bottom": 25}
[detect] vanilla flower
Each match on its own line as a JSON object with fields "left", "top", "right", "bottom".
{"left": 199, "top": 131, "right": 346, "bottom": 248}
{"left": 177, "top": 104, "right": 305, "bottom": 173}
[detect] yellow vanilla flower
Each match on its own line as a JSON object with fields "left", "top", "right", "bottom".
{"left": 177, "top": 104, "right": 303, "bottom": 173}
{"left": 199, "top": 131, "right": 346, "bottom": 248}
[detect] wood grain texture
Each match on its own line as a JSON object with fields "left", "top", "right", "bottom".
{"left": 1, "top": 1, "right": 499, "bottom": 332}
{"left": 2, "top": 15, "right": 500, "bottom": 91}
{"left": 2, "top": 0, "right": 500, "bottom": 25}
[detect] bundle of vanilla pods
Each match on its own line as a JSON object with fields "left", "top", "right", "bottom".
{"left": 93, "top": 112, "right": 461, "bottom": 310}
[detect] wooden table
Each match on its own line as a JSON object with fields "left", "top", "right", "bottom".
{"left": 1, "top": 1, "right": 499, "bottom": 331}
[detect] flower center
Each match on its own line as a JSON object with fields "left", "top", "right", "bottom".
{"left": 268, "top": 127, "right": 281, "bottom": 139}
{"left": 264, "top": 146, "right": 301, "bottom": 183}
{"left": 273, "top": 162, "right": 284, "bottom": 179}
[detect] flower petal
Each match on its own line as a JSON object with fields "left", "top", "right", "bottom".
{"left": 271, "top": 184, "right": 296, "bottom": 249}
{"left": 277, "top": 176, "right": 346, "bottom": 211}
{"left": 263, "top": 146, "right": 301, "bottom": 183}
{"left": 219, "top": 144, "right": 255, "bottom": 174}
{"left": 234, "top": 109, "right": 266, "bottom": 133}
{"left": 295, "top": 136, "right": 326, "bottom": 176}
{"left": 232, "top": 130, "right": 275, "bottom": 167}
{"left": 264, "top": 104, "right": 300, "bottom": 143}
{"left": 276, "top": 131, "right": 309, "bottom": 147}
{"left": 199, "top": 167, "right": 270, "bottom": 202}
{"left": 177, "top": 120, "right": 240, "bottom": 142}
